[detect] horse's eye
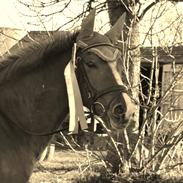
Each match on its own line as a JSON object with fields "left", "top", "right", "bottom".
{"left": 86, "top": 60, "right": 96, "bottom": 67}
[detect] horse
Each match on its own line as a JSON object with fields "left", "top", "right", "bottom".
{"left": 0, "top": 9, "right": 136, "bottom": 183}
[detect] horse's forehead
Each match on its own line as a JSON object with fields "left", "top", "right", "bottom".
{"left": 79, "top": 32, "right": 123, "bottom": 83}
{"left": 83, "top": 33, "right": 121, "bottom": 62}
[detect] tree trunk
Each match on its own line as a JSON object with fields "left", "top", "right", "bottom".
{"left": 106, "top": 0, "right": 141, "bottom": 172}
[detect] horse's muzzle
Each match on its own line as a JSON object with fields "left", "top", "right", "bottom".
{"left": 109, "top": 101, "right": 135, "bottom": 129}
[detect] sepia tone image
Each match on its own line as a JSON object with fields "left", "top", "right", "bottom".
{"left": 0, "top": 0, "right": 183, "bottom": 182}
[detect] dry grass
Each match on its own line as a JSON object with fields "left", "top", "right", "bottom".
{"left": 30, "top": 150, "right": 103, "bottom": 183}
{"left": 30, "top": 150, "right": 183, "bottom": 183}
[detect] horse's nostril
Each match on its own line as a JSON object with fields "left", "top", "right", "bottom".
{"left": 112, "top": 104, "right": 124, "bottom": 116}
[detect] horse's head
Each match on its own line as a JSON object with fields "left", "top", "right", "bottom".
{"left": 76, "top": 9, "right": 136, "bottom": 130}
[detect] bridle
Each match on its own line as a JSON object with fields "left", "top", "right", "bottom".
{"left": 3, "top": 43, "right": 129, "bottom": 136}
{"left": 76, "top": 43, "right": 128, "bottom": 118}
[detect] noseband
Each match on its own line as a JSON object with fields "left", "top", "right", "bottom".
{"left": 76, "top": 43, "right": 128, "bottom": 117}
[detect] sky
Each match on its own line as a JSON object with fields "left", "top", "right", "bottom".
{"left": 0, "top": 0, "right": 81, "bottom": 30}
{"left": 1, "top": 0, "right": 183, "bottom": 46}
{"left": 0, "top": 0, "right": 109, "bottom": 32}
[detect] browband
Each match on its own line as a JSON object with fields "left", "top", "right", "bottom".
{"left": 77, "top": 41, "right": 121, "bottom": 62}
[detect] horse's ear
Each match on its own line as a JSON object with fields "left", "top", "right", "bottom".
{"left": 105, "top": 12, "right": 126, "bottom": 44}
{"left": 77, "top": 9, "right": 96, "bottom": 40}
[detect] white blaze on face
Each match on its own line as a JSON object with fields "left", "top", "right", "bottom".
{"left": 108, "top": 61, "right": 124, "bottom": 87}
{"left": 108, "top": 61, "right": 135, "bottom": 115}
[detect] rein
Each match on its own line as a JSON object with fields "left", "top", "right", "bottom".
{"left": 0, "top": 107, "right": 64, "bottom": 136}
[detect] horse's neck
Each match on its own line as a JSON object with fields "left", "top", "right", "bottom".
{"left": 33, "top": 49, "right": 72, "bottom": 132}
{"left": 0, "top": 45, "right": 74, "bottom": 182}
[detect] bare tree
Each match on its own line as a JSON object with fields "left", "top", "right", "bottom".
{"left": 2, "top": 0, "right": 183, "bottom": 177}
{"left": 105, "top": 0, "right": 183, "bottom": 174}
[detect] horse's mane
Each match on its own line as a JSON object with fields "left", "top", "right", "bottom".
{"left": 0, "top": 31, "right": 79, "bottom": 86}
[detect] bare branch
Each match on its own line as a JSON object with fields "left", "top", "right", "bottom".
{"left": 138, "top": 0, "right": 161, "bottom": 20}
